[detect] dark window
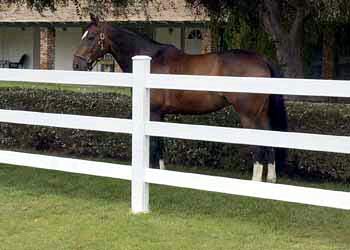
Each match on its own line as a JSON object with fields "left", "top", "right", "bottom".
{"left": 187, "top": 29, "right": 202, "bottom": 40}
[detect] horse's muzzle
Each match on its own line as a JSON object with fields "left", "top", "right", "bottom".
{"left": 73, "top": 56, "right": 91, "bottom": 71}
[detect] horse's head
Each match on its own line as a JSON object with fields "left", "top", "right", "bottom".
{"left": 73, "top": 14, "right": 111, "bottom": 71}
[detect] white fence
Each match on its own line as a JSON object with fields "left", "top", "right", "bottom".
{"left": 0, "top": 55, "right": 349, "bottom": 212}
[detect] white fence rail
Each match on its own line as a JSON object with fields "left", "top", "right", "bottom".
{"left": 0, "top": 55, "right": 349, "bottom": 212}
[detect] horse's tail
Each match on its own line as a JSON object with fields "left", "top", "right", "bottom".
{"left": 267, "top": 63, "right": 288, "bottom": 175}
{"left": 266, "top": 60, "right": 284, "bottom": 78}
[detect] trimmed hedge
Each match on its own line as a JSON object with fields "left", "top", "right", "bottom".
{"left": 0, "top": 88, "right": 349, "bottom": 182}
{"left": 0, "top": 88, "right": 132, "bottom": 162}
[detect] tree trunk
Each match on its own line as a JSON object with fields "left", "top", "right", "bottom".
{"left": 262, "top": 0, "right": 306, "bottom": 78}
{"left": 274, "top": 37, "right": 304, "bottom": 78}
{"left": 322, "top": 28, "right": 335, "bottom": 79}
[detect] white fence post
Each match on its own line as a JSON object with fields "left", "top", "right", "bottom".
{"left": 131, "top": 56, "right": 151, "bottom": 213}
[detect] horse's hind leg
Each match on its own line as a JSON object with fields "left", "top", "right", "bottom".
{"left": 267, "top": 158, "right": 276, "bottom": 183}
{"left": 233, "top": 97, "right": 276, "bottom": 183}
{"left": 252, "top": 145, "right": 275, "bottom": 183}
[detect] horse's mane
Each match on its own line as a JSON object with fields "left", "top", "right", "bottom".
{"left": 85, "top": 21, "right": 178, "bottom": 51}
{"left": 85, "top": 22, "right": 96, "bottom": 30}
{"left": 113, "top": 25, "right": 173, "bottom": 48}
{"left": 128, "top": 29, "right": 163, "bottom": 45}
{"left": 221, "top": 49, "right": 260, "bottom": 56}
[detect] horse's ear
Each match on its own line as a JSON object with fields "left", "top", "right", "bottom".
{"left": 90, "top": 13, "right": 100, "bottom": 25}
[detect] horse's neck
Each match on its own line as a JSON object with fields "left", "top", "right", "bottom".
{"left": 107, "top": 27, "right": 166, "bottom": 72}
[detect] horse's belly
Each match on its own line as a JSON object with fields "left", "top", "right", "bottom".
{"left": 151, "top": 90, "right": 228, "bottom": 114}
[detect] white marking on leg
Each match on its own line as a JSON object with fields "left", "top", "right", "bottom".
{"left": 252, "top": 162, "right": 263, "bottom": 182}
{"left": 159, "top": 159, "right": 165, "bottom": 170}
{"left": 267, "top": 162, "right": 276, "bottom": 183}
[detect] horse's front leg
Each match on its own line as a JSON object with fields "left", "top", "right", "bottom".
{"left": 150, "top": 137, "right": 165, "bottom": 169}
{"left": 150, "top": 112, "right": 165, "bottom": 169}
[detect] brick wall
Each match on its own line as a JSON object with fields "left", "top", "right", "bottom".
{"left": 40, "top": 28, "right": 55, "bottom": 69}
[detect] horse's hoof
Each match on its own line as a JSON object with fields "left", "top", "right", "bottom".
{"left": 266, "top": 177, "right": 277, "bottom": 183}
{"left": 159, "top": 159, "right": 166, "bottom": 170}
{"left": 150, "top": 163, "right": 158, "bottom": 169}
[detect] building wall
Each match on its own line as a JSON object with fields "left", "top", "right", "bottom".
{"left": 55, "top": 27, "right": 82, "bottom": 70}
{"left": 0, "top": 24, "right": 211, "bottom": 71}
{"left": 155, "top": 27, "right": 182, "bottom": 49}
{"left": 154, "top": 27, "right": 209, "bottom": 55}
{"left": 0, "top": 27, "right": 34, "bottom": 68}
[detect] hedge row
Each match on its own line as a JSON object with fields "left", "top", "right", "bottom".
{"left": 0, "top": 88, "right": 349, "bottom": 182}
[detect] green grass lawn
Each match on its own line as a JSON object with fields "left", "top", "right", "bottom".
{"left": 0, "top": 163, "right": 349, "bottom": 250}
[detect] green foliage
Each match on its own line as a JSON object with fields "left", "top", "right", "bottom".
{"left": 302, "top": 18, "right": 323, "bottom": 77}
{"left": 221, "top": 14, "right": 277, "bottom": 61}
{"left": 188, "top": 0, "right": 350, "bottom": 65}
{"left": 312, "top": 0, "right": 350, "bottom": 24}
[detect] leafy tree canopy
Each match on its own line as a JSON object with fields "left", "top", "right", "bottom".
{"left": 186, "top": 0, "right": 350, "bottom": 24}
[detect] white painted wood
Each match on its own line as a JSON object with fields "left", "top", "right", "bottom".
{"left": 149, "top": 74, "right": 350, "bottom": 97}
{"left": 0, "top": 66, "right": 349, "bottom": 211}
{"left": 131, "top": 56, "right": 151, "bottom": 213}
{"left": 0, "top": 109, "right": 132, "bottom": 134}
{"left": 0, "top": 69, "right": 132, "bottom": 87}
{"left": 146, "top": 121, "right": 350, "bottom": 154}
{"left": 145, "top": 168, "right": 350, "bottom": 210}
{"left": 0, "top": 150, "right": 131, "bottom": 180}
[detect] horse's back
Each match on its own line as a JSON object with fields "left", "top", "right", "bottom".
{"left": 155, "top": 49, "right": 272, "bottom": 78}
{"left": 218, "top": 50, "right": 272, "bottom": 77}
{"left": 149, "top": 48, "right": 273, "bottom": 115}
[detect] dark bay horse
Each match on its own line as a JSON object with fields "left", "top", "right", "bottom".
{"left": 73, "top": 14, "right": 288, "bottom": 183}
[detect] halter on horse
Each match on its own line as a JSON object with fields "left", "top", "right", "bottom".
{"left": 73, "top": 14, "right": 288, "bottom": 183}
